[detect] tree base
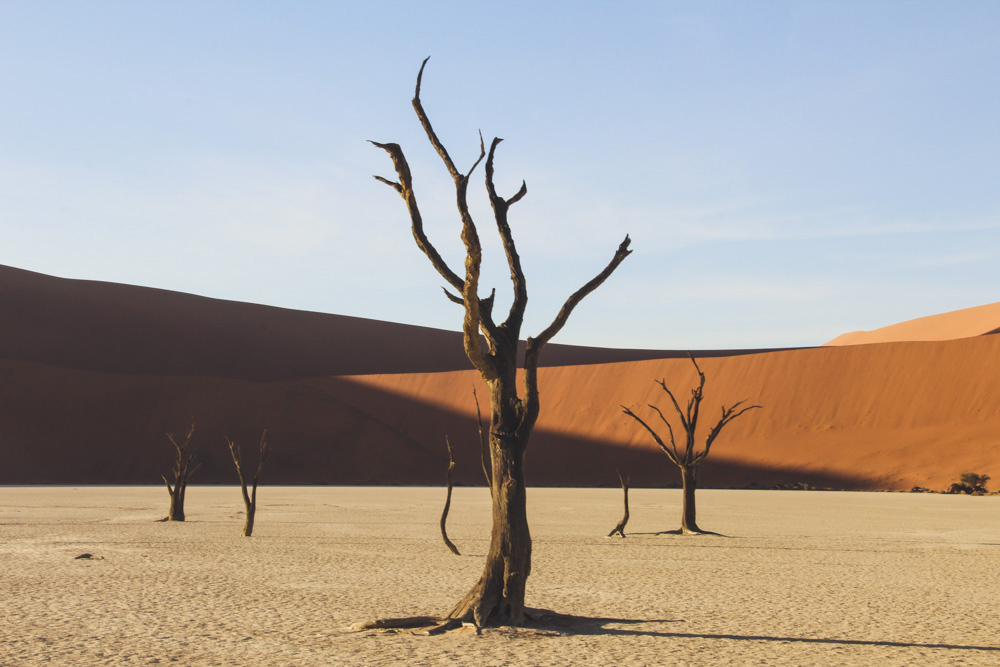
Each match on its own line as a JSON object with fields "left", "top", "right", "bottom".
{"left": 349, "top": 607, "right": 579, "bottom": 636}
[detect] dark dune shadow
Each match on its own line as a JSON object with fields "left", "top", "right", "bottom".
{"left": 0, "top": 359, "right": 877, "bottom": 488}
{"left": 0, "top": 263, "right": 791, "bottom": 381}
{"left": 318, "top": 375, "right": 878, "bottom": 490}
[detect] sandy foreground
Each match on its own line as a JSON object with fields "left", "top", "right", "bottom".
{"left": 2, "top": 486, "right": 998, "bottom": 666}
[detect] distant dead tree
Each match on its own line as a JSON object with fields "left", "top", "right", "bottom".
{"left": 226, "top": 430, "right": 271, "bottom": 537}
{"left": 607, "top": 469, "right": 630, "bottom": 538}
{"left": 622, "top": 357, "right": 760, "bottom": 535}
{"left": 162, "top": 423, "right": 199, "bottom": 522}
{"left": 368, "top": 58, "right": 631, "bottom": 630}
{"left": 440, "top": 436, "right": 460, "bottom": 555}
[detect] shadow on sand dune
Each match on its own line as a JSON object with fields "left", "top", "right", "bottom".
{"left": 0, "top": 359, "right": 873, "bottom": 489}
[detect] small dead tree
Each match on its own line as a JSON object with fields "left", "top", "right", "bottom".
{"left": 369, "top": 58, "right": 631, "bottom": 629}
{"left": 226, "top": 429, "right": 271, "bottom": 537}
{"left": 472, "top": 386, "right": 491, "bottom": 486}
{"left": 162, "top": 423, "right": 199, "bottom": 522}
{"left": 440, "top": 436, "right": 460, "bottom": 555}
{"left": 622, "top": 357, "right": 760, "bottom": 535}
{"left": 607, "top": 469, "right": 630, "bottom": 538}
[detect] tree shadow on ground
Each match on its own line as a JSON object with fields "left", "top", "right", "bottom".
{"left": 627, "top": 630, "right": 1000, "bottom": 652}
{"left": 525, "top": 613, "right": 1000, "bottom": 651}
{"left": 627, "top": 530, "right": 729, "bottom": 537}
{"left": 523, "top": 612, "right": 682, "bottom": 636}
{"left": 349, "top": 610, "right": 1000, "bottom": 651}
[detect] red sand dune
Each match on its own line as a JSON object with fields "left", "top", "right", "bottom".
{"left": 1, "top": 264, "right": 997, "bottom": 490}
{"left": 825, "top": 301, "right": 1000, "bottom": 346}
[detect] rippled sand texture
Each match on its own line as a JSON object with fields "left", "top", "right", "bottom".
{"left": 2, "top": 486, "right": 998, "bottom": 666}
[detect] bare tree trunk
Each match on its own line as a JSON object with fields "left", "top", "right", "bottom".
{"left": 448, "top": 432, "right": 530, "bottom": 626}
{"left": 679, "top": 465, "right": 700, "bottom": 534}
{"left": 440, "top": 436, "right": 460, "bottom": 555}
{"left": 162, "top": 424, "right": 198, "bottom": 522}
{"left": 164, "top": 480, "right": 185, "bottom": 521}
{"left": 227, "top": 431, "right": 270, "bottom": 537}
{"left": 607, "top": 469, "right": 630, "bottom": 538}
{"left": 242, "top": 493, "right": 256, "bottom": 537}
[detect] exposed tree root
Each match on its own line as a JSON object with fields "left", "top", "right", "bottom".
{"left": 350, "top": 607, "right": 570, "bottom": 636}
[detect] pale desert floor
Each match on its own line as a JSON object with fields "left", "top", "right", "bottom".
{"left": 1, "top": 486, "right": 998, "bottom": 666}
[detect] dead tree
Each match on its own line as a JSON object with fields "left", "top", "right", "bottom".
{"left": 370, "top": 58, "right": 631, "bottom": 628}
{"left": 162, "top": 423, "right": 199, "bottom": 522}
{"left": 440, "top": 436, "right": 460, "bottom": 555}
{"left": 607, "top": 469, "right": 630, "bottom": 538}
{"left": 622, "top": 356, "right": 760, "bottom": 535}
{"left": 226, "top": 429, "right": 271, "bottom": 537}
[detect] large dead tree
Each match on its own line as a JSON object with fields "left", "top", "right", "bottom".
{"left": 622, "top": 357, "right": 760, "bottom": 535}
{"left": 162, "top": 423, "right": 199, "bottom": 522}
{"left": 226, "top": 430, "right": 271, "bottom": 537}
{"left": 370, "top": 58, "right": 631, "bottom": 629}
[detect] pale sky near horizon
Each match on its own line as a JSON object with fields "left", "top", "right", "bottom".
{"left": 2, "top": 1, "right": 998, "bottom": 350}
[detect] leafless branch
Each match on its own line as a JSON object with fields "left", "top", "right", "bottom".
{"left": 441, "top": 436, "right": 460, "bottom": 555}
{"left": 607, "top": 468, "right": 630, "bottom": 538}
{"left": 522, "top": 235, "right": 632, "bottom": 425}
{"left": 473, "top": 386, "right": 492, "bottom": 487}
{"left": 621, "top": 405, "right": 680, "bottom": 467}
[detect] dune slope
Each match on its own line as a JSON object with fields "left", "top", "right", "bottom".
{"left": 825, "top": 301, "right": 1000, "bottom": 346}
{"left": 1, "top": 264, "right": 997, "bottom": 490}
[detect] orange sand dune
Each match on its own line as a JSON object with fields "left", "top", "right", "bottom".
{"left": 1, "top": 264, "right": 997, "bottom": 490}
{"left": 825, "top": 301, "right": 1000, "bottom": 346}
{"left": 338, "top": 336, "right": 1000, "bottom": 490}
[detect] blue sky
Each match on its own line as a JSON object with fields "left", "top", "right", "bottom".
{"left": 2, "top": 1, "right": 998, "bottom": 349}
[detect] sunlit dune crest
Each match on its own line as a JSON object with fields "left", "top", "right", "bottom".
{"left": 825, "top": 301, "right": 1000, "bottom": 346}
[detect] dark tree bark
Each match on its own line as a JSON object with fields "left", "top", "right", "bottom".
{"left": 162, "top": 424, "right": 198, "bottom": 522}
{"left": 371, "top": 58, "right": 631, "bottom": 628}
{"left": 622, "top": 356, "right": 760, "bottom": 535}
{"left": 226, "top": 429, "right": 270, "bottom": 537}
{"left": 679, "top": 464, "right": 699, "bottom": 533}
{"left": 607, "top": 469, "right": 630, "bottom": 538}
{"left": 440, "top": 436, "right": 460, "bottom": 555}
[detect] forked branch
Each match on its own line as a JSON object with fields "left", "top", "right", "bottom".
{"left": 621, "top": 405, "right": 681, "bottom": 467}
{"left": 623, "top": 356, "right": 761, "bottom": 471}
{"left": 370, "top": 140, "right": 464, "bottom": 294}
{"left": 485, "top": 137, "right": 529, "bottom": 328}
